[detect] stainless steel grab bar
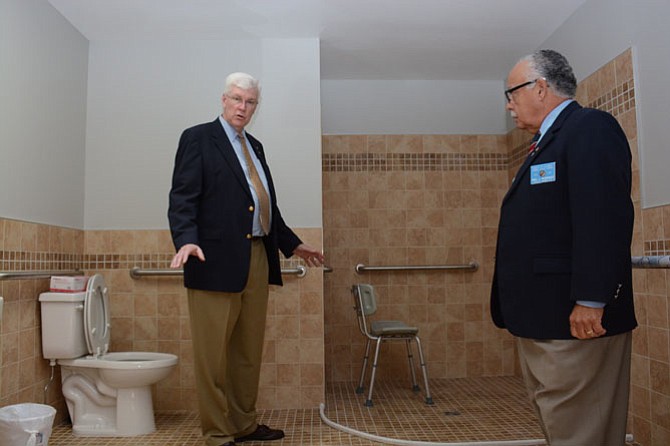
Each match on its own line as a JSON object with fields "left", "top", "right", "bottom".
{"left": 0, "top": 270, "right": 83, "bottom": 281}
{"left": 130, "top": 266, "right": 308, "bottom": 279}
{"left": 632, "top": 255, "right": 670, "bottom": 268}
{"left": 355, "top": 262, "right": 479, "bottom": 274}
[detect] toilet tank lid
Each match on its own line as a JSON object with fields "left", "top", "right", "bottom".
{"left": 39, "top": 292, "right": 85, "bottom": 302}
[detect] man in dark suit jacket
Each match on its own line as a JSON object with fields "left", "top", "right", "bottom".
{"left": 168, "top": 72, "right": 324, "bottom": 446}
{"left": 491, "top": 50, "right": 636, "bottom": 446}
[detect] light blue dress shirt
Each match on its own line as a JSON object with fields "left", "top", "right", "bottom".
{"left": 219, "top": 116, "right": 272, "bottom": 236}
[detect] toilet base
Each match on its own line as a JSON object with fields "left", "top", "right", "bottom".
{"left": 62, "top": 368, "right": 159, "bottom": 437}
{"left": 115, "top": 386, "right": 156, "bottom": 436}
{"left": 71, "top": 386, "right": 156, "bottom": 436}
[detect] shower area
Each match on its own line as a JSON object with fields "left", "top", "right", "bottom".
{"left": 319, "top": 132, "right": 543, "bottom": 444}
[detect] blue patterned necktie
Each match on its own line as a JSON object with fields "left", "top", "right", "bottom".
{"left": 528, "top": 132, "right": 541, "bottom": 154}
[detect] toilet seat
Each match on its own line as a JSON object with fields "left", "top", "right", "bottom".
{"left": 84, "top": 274, "right": 110, "bottom": 358}
{"left": 59, "top": 352, "right": 178, "bottom": 370}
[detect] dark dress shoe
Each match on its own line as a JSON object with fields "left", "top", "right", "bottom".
{"left": 235, "top": 424, "right": 285, "bottom": 442}
{"left": 222, "top": 442, "right": 236, "bottom": 446}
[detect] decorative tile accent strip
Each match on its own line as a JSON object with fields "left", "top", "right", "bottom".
{"left": 0, "top": 250, "right": 81, "bottom": 271}
{"left": 0, "top": 250, "right": 301, "bottom": 272}
{"left": 322, "top": 152, "right": 507, "bottom": 172}
{"left": 587, "top": 80, "right": 635, "bottom": 118}
{"left": 644, "top": 240, "right": 670, "bottom": 256}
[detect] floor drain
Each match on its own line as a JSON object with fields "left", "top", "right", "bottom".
{"left": 444, "top": 410, "right": 461, "bottom": 416}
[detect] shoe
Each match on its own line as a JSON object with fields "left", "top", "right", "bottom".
{"left": 222, "top": 442, "right": 236, "bottom": 446}
{"left": 235, "top": 424, "right": 285, "bottom": 442}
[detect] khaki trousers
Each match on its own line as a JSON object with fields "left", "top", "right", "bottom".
{"left": 517, "top": 332, "right": 632, "bottom": 446}
{"left": 187, "top": 239, "right": 269, "bottom": 446}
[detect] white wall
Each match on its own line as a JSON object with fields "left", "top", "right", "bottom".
{"left": 541, "top": 0, "right": 670, "bottom": 208}
{"left": 321, "top": 79, "right": 507, "bottom": 135}
{"left": 83, "top": 38, "right": 322, "bottom": 229}
{"left": 0, "top": 0, "right": 88, "bottom": 228}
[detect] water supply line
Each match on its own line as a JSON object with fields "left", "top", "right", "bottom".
{"left": 43, "top": 360, "right": 56, "bottom": 404}
{"left": 318, "top": 403, "right": 635, "bottom": 446}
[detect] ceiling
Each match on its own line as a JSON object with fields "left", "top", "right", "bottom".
{"left": 47, "top": 0, "right": 589, "bottom": 80}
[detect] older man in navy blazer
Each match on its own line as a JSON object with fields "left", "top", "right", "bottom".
{"left": 491, "top": 50, "right": 636, "bottom": 446}
{"left": 169, "top": 72, "right": 324, "bottom": 446}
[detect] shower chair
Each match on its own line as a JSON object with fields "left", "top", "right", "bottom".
{"left": 351, "top": 283, "right": 433, "bottom": 407}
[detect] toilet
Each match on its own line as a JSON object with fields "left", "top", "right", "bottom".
{"left": 39, "top": 274, "right": 178, "bottom": 437}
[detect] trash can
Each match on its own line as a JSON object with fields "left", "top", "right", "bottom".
{"left": 0, "top": 403, "right": 56, "bottom": 446}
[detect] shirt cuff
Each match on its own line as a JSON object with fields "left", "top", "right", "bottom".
{"left": 576, "top": 300, "right": 606, "bottom": 308}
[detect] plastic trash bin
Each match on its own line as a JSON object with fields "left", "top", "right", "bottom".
{"left": 0, "top": 403, "right": 56, "bottom": 446}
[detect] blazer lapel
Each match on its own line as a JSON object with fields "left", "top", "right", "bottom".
{"left": 209, "top": 119, "right": 253, "bottom": 199}
{"left": 502, "top": 101, "right": 581, "bottom": 204}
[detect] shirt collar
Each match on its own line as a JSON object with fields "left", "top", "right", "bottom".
{"left": 219, "top": 115, "right": 244, "bottom": 142}
{"left": 538, "top": 99, "right": 573, "bottom": 143}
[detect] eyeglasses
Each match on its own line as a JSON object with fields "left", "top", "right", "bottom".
{"left": 504, "top": 79, "right": 539, "bottom": 103}
{"left": 226, "top": 95, "right": 258, "bottom": 107}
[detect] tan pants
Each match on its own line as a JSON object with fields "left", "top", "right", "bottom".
{"left": 187, "top": 240, "right": 269, "bottom": 446}
{"left": 517, "top": 332, "right": 632, "bottom": 446}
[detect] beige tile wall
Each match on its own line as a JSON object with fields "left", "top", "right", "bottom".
{"left": 0, "top": 220, "right": 83, "bottom": 420}
{"left": 322, "top": 134, "right": 516, "bottom": 383}
{"left": 0, "top": 222, "right": 323, "bottom": 425}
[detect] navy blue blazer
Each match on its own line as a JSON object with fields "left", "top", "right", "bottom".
{"left": 490, "top": 102, "right": 637, "bottom": 339}
{"left": 168, "top": 118, "right": 302, "bottom": 292}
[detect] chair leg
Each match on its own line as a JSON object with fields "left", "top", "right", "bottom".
{"left": 405, "top": 339, "right": 420, "bottom": 392}
{"left": 356, "top": 339, "right": 372, "bottom": 394}
{"left": 414, "top": 336, "right": 433, "bottom": 405}
{"left": 365, "top": 337, "right": 383, "bottom": 407}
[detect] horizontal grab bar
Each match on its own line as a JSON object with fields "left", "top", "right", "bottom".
{"left": 631, "top": 255, "right": 670, "bottom": 268}
{"left": 130, "top": 266, "right": 309, "bottom": 279}
{"left": 0, "top": 270, "right": 83, "bottom": 281}
{"left": 355, "top": 262, "right": 478, "bottom": 274}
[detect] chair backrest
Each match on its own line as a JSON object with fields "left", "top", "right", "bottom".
{"left": 352, "top": 284, "right": 377, "bottom": 338}
{"left": 352, "top": 283, "right": 377, "bottom": 316}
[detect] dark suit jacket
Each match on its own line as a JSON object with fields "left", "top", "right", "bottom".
{"left": 168, "top": 118, "right": 302, "bottom": 292}
{"left": 490, "top": 101, "right": 637, "bottom": 339}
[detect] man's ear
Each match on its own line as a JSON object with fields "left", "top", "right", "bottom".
{"left": 536, "top": 78, "right": 549, "bottom": 100}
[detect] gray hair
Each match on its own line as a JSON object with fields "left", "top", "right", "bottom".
{"left": 522, "top": 49, "right": 577, "bottom": 98}
{"left": 223, "top": 72, "right": 260, "bottom": 95}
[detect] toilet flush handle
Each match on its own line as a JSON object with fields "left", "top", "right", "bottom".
{"left": 75, "top": 304, "right": 84, "bottom": 311}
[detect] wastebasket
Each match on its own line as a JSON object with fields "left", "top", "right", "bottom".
{"left": 0, "top": 403, "right": 56, "bottom": 446}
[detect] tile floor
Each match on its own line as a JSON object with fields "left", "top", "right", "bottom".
{"left": 47, "top": 376, "right": 634, "bottom": 445}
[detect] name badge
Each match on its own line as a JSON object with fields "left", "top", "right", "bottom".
{"left": 530, "top": 162, "right": 556, "bottom": 185}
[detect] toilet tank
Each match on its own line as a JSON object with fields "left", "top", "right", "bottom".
{"left": 39, "top": 291, "right": 88, "bottom": 360}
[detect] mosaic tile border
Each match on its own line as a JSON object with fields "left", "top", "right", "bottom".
{"left": 644, "top": 239, "right": 670, "bottom": 256}
{"left": 588, "top": 80, "right": 636, "bottom": 118}
{"left": 322, "top": 152, "right": 508, "bottom": 172}
{"left": 0, "top": 251, "right": 304, "bottom": 272}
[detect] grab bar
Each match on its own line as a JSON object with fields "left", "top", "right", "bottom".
{"left": 130, "top": 265, "right": 308, "bottom": 279}
{"left": 632, "top": 255, "right": 670, "bottom": 268}
{"left": 0, "top": 270, "right": 83, "bottom": 281}
{"left": 355, "top": 262, "right": 478, "bottom": 274}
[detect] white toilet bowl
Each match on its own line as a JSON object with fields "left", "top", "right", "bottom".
{"left": 40, "top": 274, "right": 178, "bottom": 437}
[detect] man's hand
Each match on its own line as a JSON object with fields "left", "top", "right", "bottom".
{"left": 171, "top": 243, "right": 205, "bottom": 268}
{"left": 293, "top": 243, "right": 325, "bottom": 267}
{"left": 569, "top": 304, "right": 606, "bottom": 339}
